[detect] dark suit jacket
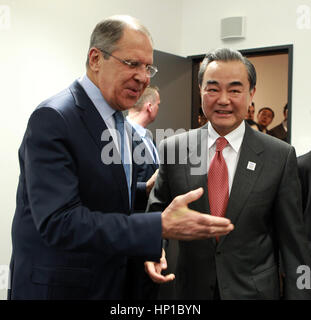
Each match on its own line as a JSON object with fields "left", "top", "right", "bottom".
{"left": 134, "top": 130, "right": 159, "bottom": 211}
{"left": 298, "top": 151, "right": 311, "bottom": 242}
{"left": 268, "top": 123, "right": 288, "bottom": 142}
{"left": 9, "top": 80, "right": 162, "bottom": 300}
{"left": 148, "top": 122, "right": 311, "bottom": 300}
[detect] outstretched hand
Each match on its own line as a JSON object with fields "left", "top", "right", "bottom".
{"left": 161, "top": 187, "right": 234, "bottom": 240}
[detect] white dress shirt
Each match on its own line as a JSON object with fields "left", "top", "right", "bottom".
{"left": 207, "top": 121, "right": 245, "bottom": 194}
{"left": 126, "top": 116, "right": 159, "bottom": 164}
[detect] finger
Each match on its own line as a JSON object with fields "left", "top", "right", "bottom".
{"left": 144, "top": 260, "right": 175, "bottom": 283}
{"left": 145, "top": 260, "right": 164, "bottom": 277}
{"left": 176, "top": 187, "right": 204, "bottom": 207}
{"left": 160, "top": 256, "right": 167, "bottom": 270}
{"left": 144, "top": 261, "right": 156, "bottom": 274}
{"left": 208, "top": 223, "right": 234, "bottom": 236}
{"left": 198, "top": 213, "right": 233, "bottom": 226}
{"left": 145, "top": 262, "right": 162, "bottom": 281}
{"left": 152, "top": 273, "right": 175, "bottom": 284}
{"left": 155, "top": 263, "right": 163, "bottom": 274}
{"left": 146, "top": 263, "right": 172, "bottom": 283}
{"left": 180, "top": 223, "right": 234, "bottom": 240}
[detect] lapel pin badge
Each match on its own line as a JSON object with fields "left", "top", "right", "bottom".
{"left": 247, "top": 161, "right": 256, "bottom": 171}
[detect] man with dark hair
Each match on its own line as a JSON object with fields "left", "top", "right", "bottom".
{"left": 9, "top": 16, "right": 234, "bottom": 300}
{"left": 269, "top": 104, "right": 288, "bottom": 142}
{"left": 250, "top": 107, "right": 275, "bottom": 133}
{"left": 145, "top": 48, "right": 311, "bottom": 299}
{"left": 245, "top": 102, "right": 257, "bottom": 126}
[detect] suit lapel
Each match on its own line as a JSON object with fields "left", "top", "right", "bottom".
{"left": 69, "top": 81, "right": 130, "bottom": 212}
{"left": 217, "top": 125, "right": 264, "bottom": 247}
{"left": 187, "top": 127, "right": 211, "bottom": 214}
{"left": 187, "top": 127, "right": 216, "bottom": 248}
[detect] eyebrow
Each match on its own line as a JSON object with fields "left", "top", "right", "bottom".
{"left": 205, "top": 80, "right": 244, "bottom": 87}
{"left": 206, "top": 80, "right": 219, "bottom": 86}
{"left": 229, "top": 81, "right": 243, "bottom": 87}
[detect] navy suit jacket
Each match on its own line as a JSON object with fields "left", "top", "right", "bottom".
{"left": 9, "top": 80, "right": 162, "bottom": 300}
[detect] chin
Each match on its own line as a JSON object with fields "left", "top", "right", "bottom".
{"left": 118, "top": 101, "right": 138, "bottom": 111}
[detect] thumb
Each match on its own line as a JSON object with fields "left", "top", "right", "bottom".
{"left": 160, "top": 256, "right": 167, "bottom": 270}
{"left": 179, "top": 187, "right": 204, "bottom": 207}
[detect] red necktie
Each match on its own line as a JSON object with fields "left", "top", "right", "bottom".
{"left": 208, "top": 137, "right": 229, "bottom": 218}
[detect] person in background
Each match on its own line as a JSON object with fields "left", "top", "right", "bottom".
{"left": 127, "top": 85, "right": 160, "bottom": 212}
{"left": 268, "top": 104, "right": 288, "bottom": 142}
{"left": 250, "top": 107, "right": 274, "bottom": 133}
{"left": 245, "top": 102, "right": 257, "bottom": 126}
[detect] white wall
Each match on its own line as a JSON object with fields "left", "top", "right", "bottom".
{"left": 181, "top": 0, "right": 311, "bottom": 156}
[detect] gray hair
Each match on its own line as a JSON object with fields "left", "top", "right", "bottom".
{"left": 198, "top": 48, "right": 257, "bottom": 91}
{"left": 86, "top": 15, "right": 153, "bottom": 66}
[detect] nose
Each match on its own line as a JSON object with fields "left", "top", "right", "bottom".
{"left": 133, "top": 66, "right": 150, "bottom": 83}
{"left": 217, "top": 91, "right": 230, "bottom": 105}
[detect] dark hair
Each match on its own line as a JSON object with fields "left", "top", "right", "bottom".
{"left": 198, "top": 48, "right": 257, "bottom": 91}
{"left": 258, "top": 107, "right": 275, "bottom": 118}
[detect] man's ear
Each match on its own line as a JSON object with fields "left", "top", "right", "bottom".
{"left": 88, "top": 48, "right": 101, "bottom": 71}
{"left": 250, "top": 87, "right": 256, "bottom": 100}
{"left": 147, "top": 102, "right": 153, "bottom": 112}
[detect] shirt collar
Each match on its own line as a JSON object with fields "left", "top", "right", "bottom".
{"left": 208, "top": 120, "right": 245, "bottom": 153}
{"left": 126, "top": 116, "right": 147, "bottom": 137}
{"left": 78, "top": 74, "right": 115, "bottom": 121}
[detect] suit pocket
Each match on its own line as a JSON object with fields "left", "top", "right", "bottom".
{"left": 252, "top": 265, "right": 280, "bottom": 300}
{"left": 31, "top": 266, "right": 92, "bottom": 300}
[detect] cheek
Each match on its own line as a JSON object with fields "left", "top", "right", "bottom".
{"left": 201, "top": 96, "right": 215, "bottom": 113}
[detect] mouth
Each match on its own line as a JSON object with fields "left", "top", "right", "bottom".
{"left": 125, "top": 87, "right": 142, "bottom": 98}
{"left": 215, "top": 110, "right": 233, "bottom": 115}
